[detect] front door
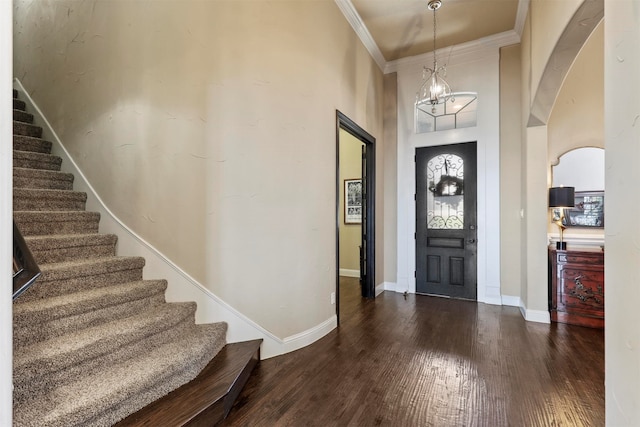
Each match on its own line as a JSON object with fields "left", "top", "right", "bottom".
{"left": 415, "top": 142, "right": 477, "bottom": 299}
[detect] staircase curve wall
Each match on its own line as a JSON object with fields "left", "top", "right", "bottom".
{"left": 14, "top": 78, "right": 338, "bottom": 359}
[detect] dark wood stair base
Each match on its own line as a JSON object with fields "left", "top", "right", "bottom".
{"left": 115, "top": 339, "right": 262, "bottom": 427}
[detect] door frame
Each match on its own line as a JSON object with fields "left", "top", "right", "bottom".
{"left": 335, "top": 110, "right": 376, "bottom": 323}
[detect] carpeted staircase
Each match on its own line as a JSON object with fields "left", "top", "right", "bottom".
{"left": 11, "top": 89, "right": 236, "bottom": 426}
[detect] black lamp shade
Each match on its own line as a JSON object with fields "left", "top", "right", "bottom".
{"left": 549, "top": 187, "right": 575, "bottom": 208}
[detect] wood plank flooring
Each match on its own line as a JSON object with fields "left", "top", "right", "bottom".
{"left": 221, "top": 277, "right": 604, "bottom": 426}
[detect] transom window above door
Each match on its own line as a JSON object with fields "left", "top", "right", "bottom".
{"left": 416, "top": 92, "right": 477, "bottom": 133}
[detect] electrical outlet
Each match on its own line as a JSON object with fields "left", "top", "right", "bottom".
{"left": 330, "top": 292, "right": 336, "bottom": 304}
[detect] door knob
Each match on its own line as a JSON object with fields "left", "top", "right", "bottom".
{"left": 468, "top": 239, "right": 476, "bottom": 243}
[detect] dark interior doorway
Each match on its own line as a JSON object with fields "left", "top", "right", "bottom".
{"left": 336, "top": 111, "right": 376, "bottom": 324}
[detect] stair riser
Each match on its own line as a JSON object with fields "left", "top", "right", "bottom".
{"left": 14, "top": 135, "right": 53, "bottom": 154}
{"left": 14, "top": 175, "right": 74, "bottom": 191}
{"left": 14, "top": 109, "right": 34, "bottom": 123}
{"left": 19, "top": 268, "right": 144, "bottom": 302}
{"left": 14, "top": 309, "right": 197, "bottom": 402}
{"left": 14, "top": 195, "right": 87, "bottom": 212}
{"left": 14, "top": 154, "right": 62, "bottom": 171}
{"left": 14, "top": 291, "right": 167, "bottom": 350}
{"left": 14, "top": 215, "right": 100, "bottom": 236}
{"left": 14, "top": 98, "right": 26, "bottom": 110}
{"left": 29, "top": 241, "right": 117, "bottom": 264}
{"left": 14, "top": 121, "right": 43, "bottom": 138}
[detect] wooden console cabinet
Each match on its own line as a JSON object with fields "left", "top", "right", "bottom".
{"left": 549, "top": 247, "right": 604, "bottom": 328}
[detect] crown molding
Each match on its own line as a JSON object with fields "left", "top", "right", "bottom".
{"left": 385, "top": 30, "right": 521, "bottom": 73}
{"left": 515, "top": 0, "right": 530, "bottom": 37}
{"left": 334, "top": 0, "right": 387, "bottom": 71}
{"left": 336, "top": 0, "right": 522, "bottom": 75}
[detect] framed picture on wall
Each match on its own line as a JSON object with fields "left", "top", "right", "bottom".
{"left": 562, "top": 191, "right": 604, "bottom": 228}
{"left": 344, "top": 179, "right": 362, "bottom": 224}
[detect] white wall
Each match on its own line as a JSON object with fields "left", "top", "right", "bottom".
{"left": 1, "top": 0, "right": 13, "bottom": 423}
{"left": 605, "top": 1, "right": 640, "bottom": 423}
{"left": 390, "top": 34, "right": 517, "bottom": 304}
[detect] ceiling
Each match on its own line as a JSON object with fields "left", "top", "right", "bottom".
{"left": 349, "top": 0, "right": 521, "bottom": 62}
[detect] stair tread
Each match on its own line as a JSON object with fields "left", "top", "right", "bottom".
{"left": 39, "top": 255, "right": 145, "bottom": 274}
{"left": 13, "top": 279, "right": 166, "bottom": 319}
{"left": 14, "top": 187, "right": 87, "bottom": 198}
{"left": 14, "top": 322, "right": 227, "bottom": 427}
{"left": 14, "top": 210, "right": 101, "bottom": 237}
{"left": 14, "top": 302, "right": 197, "bottom": 369}
{"left": 115, "top": 340, "right": 262, "bottom": 426}
{"left": 14, "top": 167, "right": 73, "bottom": 179}
{"left": 13, "top": 109, "right": 34, "bottom": 123}
{"left": 12, "top": 280, "right": 168, "bottom": 351}
{"left": 13, "top": 134, "right": 53, "bottom": 151}
{"left": 14, "top": 120, "right": 43, "bottom": 137}
{"left": 24, "top": 232, "right": 117, "bottom": 246}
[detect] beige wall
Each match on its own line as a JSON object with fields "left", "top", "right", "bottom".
{"left": 529, "top": 0, "right": 583, "bottom": 100}
{"left": 338, "top": 129, "right": 362, "bottom": 273}
{"left": 13, "top": 0, "right": 385, "bottom": 338}
{"left": 605, "top": 1, "right": 640, "bottom": 423}
{"left": 548, "top": 22, "right": 604, "bottom": 162}
{"left": 499, "top": 44, "right": 523, "bottom": 299}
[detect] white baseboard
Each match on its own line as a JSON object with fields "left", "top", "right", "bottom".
{"left": 501, "top": 295, "right": 522, "bottom": 307}
{"left": 384, "top": 282, "right": 400, "bottom": 293}
{"left": 523, "top": 308, "right": 551, "bottom": 324}
{"left": 282, "top": 315, "right": 337, "bottom": 354}
{"left": 502, "top": 295, "right": 551, "bottom": 324}
{"left": 375, "top": 283, "right": 386, "bottom": 296}
{"left": 339, "top": 268, "right": 360, "bottom": 278}
{"left": 14, "top": 79, "right": 339, "bottom": 359}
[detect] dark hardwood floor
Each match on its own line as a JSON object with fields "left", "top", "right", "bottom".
{"left": 221, "top": 277, "right": 604, "bottom": 426}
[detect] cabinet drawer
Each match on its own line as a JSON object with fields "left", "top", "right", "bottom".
{"left": 559, "top": 267, "right": 604, "bottom": 311}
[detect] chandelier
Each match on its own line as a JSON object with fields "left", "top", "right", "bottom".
{"left": 416, "top": 0, "right": 454, "bottom": 113}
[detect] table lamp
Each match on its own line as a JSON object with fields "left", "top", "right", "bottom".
{"left": 549, "top": 186, "right": 575, "bottom": 250}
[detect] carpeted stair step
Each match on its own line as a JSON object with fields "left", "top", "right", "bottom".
{"left": 13, "top": 280, "right": 168, "bottom": 349}
{"left": 14, "top": 149, "right": 62, "bottom": 171}
{"left": 14, "top": 211, "right": 101, "bottom": 236}
{"left": 14, "top": 134, "right": 53, "bottom": 154}
{"left": 18, "top": 256, "right": 145, "bottom": 302}
{"left": 14, "top": 321, "right": 227, "bottom": 427}
{"left": 14, "top": 120, "right": 43, "bottom": 138}
{"left": 13, "top": 302, "right": 205, "bottom": 402}
{"left": 14, "top": 109, "right": 34, "bottom": 124}
{"left": 14, "top": 97, "right": 26, "bottom": 110}
{"left": 24, "top": 233, "right": 117, "bottom": 264}
{"left": 14, "top": 167, "right": 74, "bottom": 190}
{"left": 14, "top": 188, "right": 87, "bottom": 211}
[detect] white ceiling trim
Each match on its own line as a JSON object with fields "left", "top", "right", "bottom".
{"left": 385, "top": 30, "right": 521, "bottom": 73}
{"left": 334, "top": 0, "right": 387, "bottom": 71}
{"left": 515, "top": 0, "right": 530, "bottom": 37}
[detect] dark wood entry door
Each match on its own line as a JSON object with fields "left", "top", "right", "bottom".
{"left": 416, "top": 142, "right": 477, "bottom": 299}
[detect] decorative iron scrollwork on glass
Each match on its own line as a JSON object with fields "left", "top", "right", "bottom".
{"left": 426, "top": 154, "right": 464, "bottom": 229}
